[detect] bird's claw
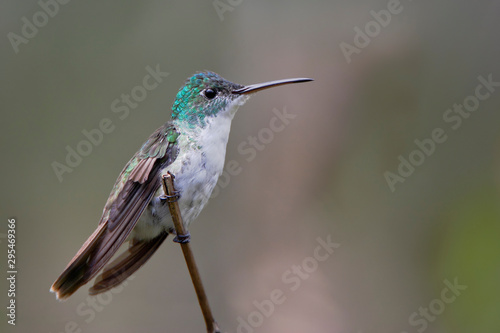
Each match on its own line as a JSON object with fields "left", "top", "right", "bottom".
{"left": 173, "top": 231, "right": 191, "bottom": 244}
{"left": 159, "top": 190, "right": 181, "bottom": 203}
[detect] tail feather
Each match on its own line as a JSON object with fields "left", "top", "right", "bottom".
{"left": 50, "top": 222, "right": 108, "bottom": 300}
{"left": 89, "top": 232, "right": 169, "bottom": 295}
{"left": 50, "top": 213, "right": 146, "bottom": 300}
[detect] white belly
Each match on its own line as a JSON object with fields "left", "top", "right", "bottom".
{"left": 131, "top": 115, "right": 233, "bottom": 241}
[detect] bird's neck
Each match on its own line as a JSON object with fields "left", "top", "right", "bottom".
{"left": 172, "top": 95, "right": 250, "bottom": 154}
{"left": 173, "top": 112, "right": 233, "bottom": 153}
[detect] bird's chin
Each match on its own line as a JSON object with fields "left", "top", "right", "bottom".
{"left": 227, "top": 95, "right": 251, "bottom": 117}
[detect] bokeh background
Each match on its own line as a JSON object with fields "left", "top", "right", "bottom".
{"left": 1, "top": 1, "right": 499, "bottom": 332}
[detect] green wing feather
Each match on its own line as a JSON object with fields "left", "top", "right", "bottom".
{"left": 51, "top": 122, "right": 179, "bottom": 299}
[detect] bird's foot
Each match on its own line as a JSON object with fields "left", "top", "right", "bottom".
{"left": 159, "top": 190, "right": 181, "bottom": 203}
{"left": 173, "top": 231, "right": 191, "bottom": 244}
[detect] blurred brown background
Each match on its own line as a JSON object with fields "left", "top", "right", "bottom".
{"left": 1, "top": 1, "right": 499, "bottom": 332}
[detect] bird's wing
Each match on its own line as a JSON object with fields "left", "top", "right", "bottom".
{"left": 88, "top": 231, "right": 169, "bottom": 295}
{"left": 51, "top": 123, "right": 179, "bottom": 299}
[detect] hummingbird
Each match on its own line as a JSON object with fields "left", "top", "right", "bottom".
{"left": 51, "top": 71, "right": 313, "bottom": 300}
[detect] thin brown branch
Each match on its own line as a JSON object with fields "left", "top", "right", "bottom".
{"left": 162, "top": 172, "right": 220, "bottom": 333}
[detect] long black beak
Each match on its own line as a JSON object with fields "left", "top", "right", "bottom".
{"left": 233, "top": 78, "right": 313, "bottom": 95}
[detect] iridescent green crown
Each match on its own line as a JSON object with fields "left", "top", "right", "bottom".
{"left": 171, "top": 72, "right": 243, "bottom": 127}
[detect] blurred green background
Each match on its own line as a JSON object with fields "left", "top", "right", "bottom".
{"left": 1, "top": 1, "right": 499, "bottom": 332}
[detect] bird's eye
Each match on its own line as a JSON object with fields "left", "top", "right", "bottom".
{"left": 203, "top": 88, "right": 217, "bottom": 100}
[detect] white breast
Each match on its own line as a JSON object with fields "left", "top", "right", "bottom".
{"left": 132, "top": 111, "right": 236, "bottom": 241}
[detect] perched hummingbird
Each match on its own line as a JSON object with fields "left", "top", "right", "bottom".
{"left": 51, "top": 71, "right": 313, "bottom": 299}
